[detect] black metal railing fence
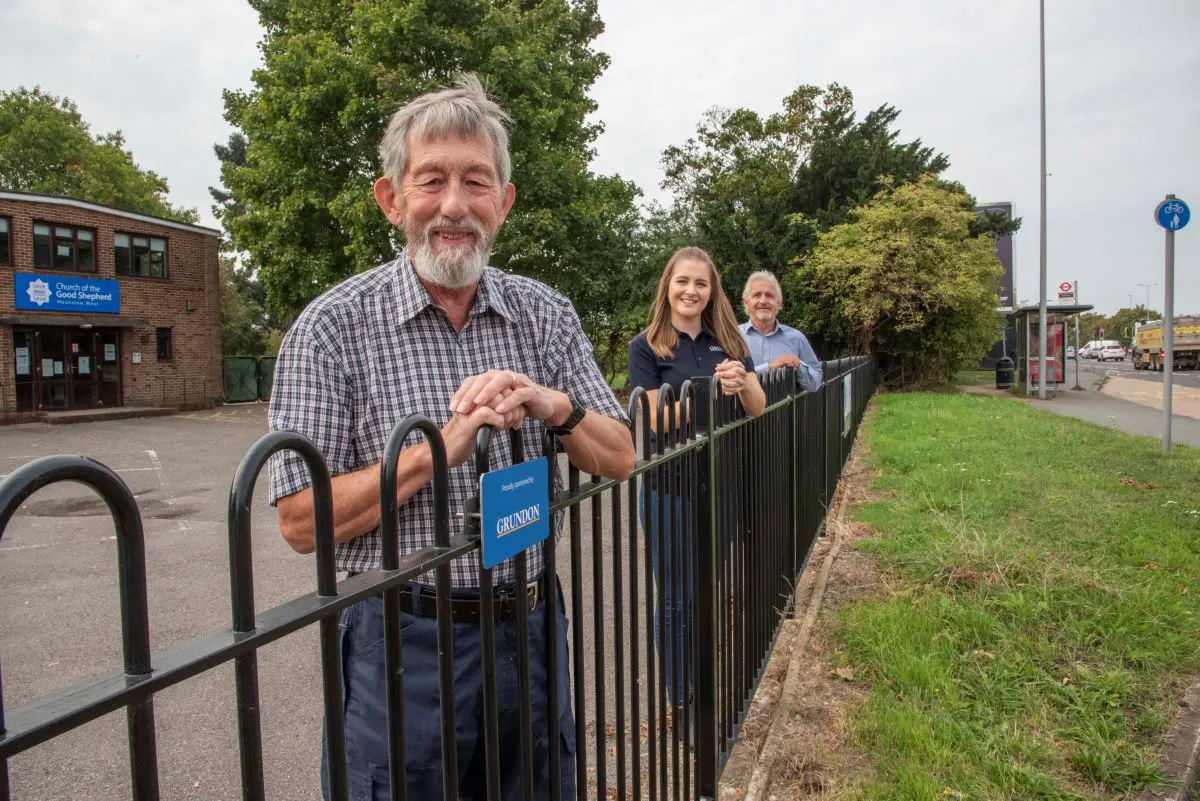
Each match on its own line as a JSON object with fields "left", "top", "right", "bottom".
{"left": 0, "top": 356, "right": 873, "bottom": 801}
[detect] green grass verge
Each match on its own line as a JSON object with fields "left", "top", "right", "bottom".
{"left": 953, "top": 370, "right": 997, "bottom": 387}
{"left": 837, "top": 393, "right": 1200, "bottom": 800}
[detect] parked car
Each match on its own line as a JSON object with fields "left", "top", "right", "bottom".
{"left": 1098, "top": 342, "right": 1126, "bottom": 362}
{"left": 1065, "top": 345, "right": 1076, "bottom": 358}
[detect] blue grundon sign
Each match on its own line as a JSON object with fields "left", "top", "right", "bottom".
{"left": 480, "top": 457, "right": 551, "bottom": 570}
{"left": 14, "top": 273, "right": 121, "bottom": 314}
{"left": 496, "top": 503, "right": 543, "bottom": 537}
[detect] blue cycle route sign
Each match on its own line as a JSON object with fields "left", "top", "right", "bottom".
{"left": 480, "top": 457, "right": 551, "bottom": 570}
{"left": 1155, "top": 198, "right": 1190, "bottom": 231}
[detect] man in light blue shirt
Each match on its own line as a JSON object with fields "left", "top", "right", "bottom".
{"left": 739, "top": 271, "right": 823, "bottom": 392}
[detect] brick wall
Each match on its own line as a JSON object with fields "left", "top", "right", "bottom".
{"left": 0, "top": 196, "right": 223, "bottom": 415}
{"left": 0, "top": 323, "right": 15, "bottom": 420}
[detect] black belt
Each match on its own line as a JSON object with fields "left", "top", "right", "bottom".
{"left": 347, "top": 573, "right": 541, "bottom": 623}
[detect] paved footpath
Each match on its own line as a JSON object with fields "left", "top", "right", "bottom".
{"left": 1026, "top": 388, "right": 1200, "bottom": 448}
{"left": 1101, "top": 376, "right": 1200, "bottom": 421}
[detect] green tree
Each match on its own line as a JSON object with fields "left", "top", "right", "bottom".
{"left": 1106, "top": 305, "right": 1160, "bottom": 347}
{"left": 970, "top": 208, "right": 1022, "bottom": 239}
{"left": 802, "top": 175, "right": 1003, "bottom": 387}
{"left": 220, "top": 256, "right": 274, "bottom": 356}
{"left": 0, "top": 87, "right": 196, "bottom": 222}
{"left": 659, "top": 84, "right": 954, "bottom": 347}
{"left": 1077, "top": 311, "right": 1107, "bottom": 342}
{"left": 210, "top": 132, "right": 247, "bottom": 223}
{"left": 1074, "top": 306, "right": 1163, "bottom": 347}
{"left": 588, "top": 201, "right": 701, "bottom": 388}
{"left": 217, "top": 0, "right": 643, "bottom": 351}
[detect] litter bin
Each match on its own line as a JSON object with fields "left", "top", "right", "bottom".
{"left": 995, "top": 356, "right": 1015, "bottom": 389}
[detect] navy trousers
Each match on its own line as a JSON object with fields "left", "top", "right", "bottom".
{"left": 323, "top": 589, "right": 576, "bottom": 800}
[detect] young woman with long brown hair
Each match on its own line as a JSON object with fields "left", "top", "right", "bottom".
{"left": 628, "top": 246, "right": 766, "bottom": 424}
{"left": 626, "top": 246, "right": 765, "bottom": 718}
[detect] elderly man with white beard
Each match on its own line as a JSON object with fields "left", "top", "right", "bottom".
{"left": 267, "top": 75, "right": 635, "bottom": 800}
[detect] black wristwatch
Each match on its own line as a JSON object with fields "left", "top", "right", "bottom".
{"left": 546, "top": 391, "right": 586, "bottom": 436}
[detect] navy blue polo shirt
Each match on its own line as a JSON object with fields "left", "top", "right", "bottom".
{"left": 627, "top": 328, "right": 754, "bottom": 395}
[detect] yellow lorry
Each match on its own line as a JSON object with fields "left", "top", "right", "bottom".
{"left": 1132, "top": 316, "right": 1200, "bottom": 371}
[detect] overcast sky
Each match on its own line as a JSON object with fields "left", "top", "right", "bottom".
{"left": 2, "top": 0, "right": 1197, "bottom": 316}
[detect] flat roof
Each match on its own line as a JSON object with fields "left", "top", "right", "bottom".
{"left": 0, "top": 314, "right": 148, "bottom": 327}
{"left": 1011, "top": 303, "right": 1094, "bottom": 317}
{"left": 0, "top": 190, "right": 222, "bottom": 238}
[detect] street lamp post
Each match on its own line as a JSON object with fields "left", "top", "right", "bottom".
{"left": 1037, "top": 0, "right": 1048, "bottom": 399}
{"left": 1139, "top": 282, "right": 1158, "bottom": 312}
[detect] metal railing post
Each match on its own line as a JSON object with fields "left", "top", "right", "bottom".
{"left": 228, "top": 431, "right": 341, "bottom": 800}
{"left": 693, "top": 379, "right": 719, "bottom": 798}
{"left": 790, "top": 370, "right": 802, "bottom": 588}
{"left": 0, "top": 456, "right": 159, "bottom": 801}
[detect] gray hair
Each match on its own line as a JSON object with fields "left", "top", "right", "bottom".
{"left": 379, "top": 74, "right": 512, "bottom": 188}
{"left": 742, "top": 270, "right": 783, "bottom": 301}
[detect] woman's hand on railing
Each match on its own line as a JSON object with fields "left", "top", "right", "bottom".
{"left": 714, "top": 359, "right": 748, "bottom": 395}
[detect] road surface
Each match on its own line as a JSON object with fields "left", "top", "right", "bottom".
{"left": 1069, "top": 354, "right": 1200, "bottom": 388}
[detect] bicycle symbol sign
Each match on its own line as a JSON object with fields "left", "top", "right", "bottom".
{"left": 1155, "top": 198, "right": 1190, "bottom": 231}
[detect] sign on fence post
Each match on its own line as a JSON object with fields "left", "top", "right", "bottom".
{"left": 842, "top": 374, "right": 853, "bottom": 436}
{"left": 479, "top": 457, "right": 551, "bottom": 569}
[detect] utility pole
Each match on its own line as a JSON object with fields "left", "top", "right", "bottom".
{"left": 1072, "top": 280, "right": 1082, "bottom": 390}
{"left": 1037, "top": 0, "right": 1049, "bottom": 400}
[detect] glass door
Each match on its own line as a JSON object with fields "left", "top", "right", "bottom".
{"left": 13, "top": 328, "right": 36, "bottom": 412}
{"left": 36, "top": 328, "right": 69, "bottom": 410}
{"left": 97, "top": 330, "right": 122, "bottom": 407}
{"left": 70, "top": 331, "right": 100, "bottom": 408}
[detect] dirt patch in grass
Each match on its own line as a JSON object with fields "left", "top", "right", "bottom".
{"left": 768, "top": 631, "right": 871, "bottom": 799}
{"left": 763, "top": 529, "right": 882, "bottom": 797}
{"left": 719, "top": 537, "right": 832, "bottom": 793}
{"left": 819, "top": 530, "right": 880, "bottom": 610}
{"left": 718, "top": 611, "right": 805, "bottom": 793}
{"left": 719, "top": 443, "right": 885, "bottom": 798}
{"left": 730, "top": 442, "right": 886, "bottom": 799}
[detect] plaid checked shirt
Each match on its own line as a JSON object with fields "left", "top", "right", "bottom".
{"left": 267, "top": 251, "right": 628, "bottom": 587}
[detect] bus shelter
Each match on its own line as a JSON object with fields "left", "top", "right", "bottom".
{"left": 1012, "top": 303, "right": 1093, "bottom": 394}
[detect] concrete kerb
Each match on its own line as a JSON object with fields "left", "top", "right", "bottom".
{"left": 1138, "top": 683, "right": 1200, "bottom": 801}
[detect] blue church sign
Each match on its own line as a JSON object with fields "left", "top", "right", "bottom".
{"left": 14, "top": 273, "right": 121, "bottom": 314}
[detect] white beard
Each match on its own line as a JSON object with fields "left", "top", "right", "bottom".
{"left": 409, "top": 216, "right": 492, "bottom": 289}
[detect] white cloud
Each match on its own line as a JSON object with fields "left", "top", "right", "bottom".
{"left": 0, "top": 0, "right": 261, "bottom": 226}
